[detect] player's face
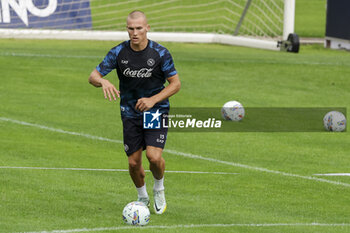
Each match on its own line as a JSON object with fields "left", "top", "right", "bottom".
{"left": 126, "top": 17, "right": 150, "bottom": 46}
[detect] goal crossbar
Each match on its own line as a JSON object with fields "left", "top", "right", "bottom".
{"left": 0, "top": 0, "right": 296, "bottom": 52}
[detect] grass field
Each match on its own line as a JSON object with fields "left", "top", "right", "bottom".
{"left": 1, "top": 39, "right": 350, "bottom": 233}
{"left": 295, "top": 0, "right": 326, "bottom": 37}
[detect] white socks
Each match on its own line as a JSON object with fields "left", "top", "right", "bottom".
{"left": 153, "top": 177, "right": 165, "bottom": 191}
{"left": 136, "top": 184, "right": 148, "bottom": 198}
{"left": 136, "top": 177, "right": 165, "bottom": 197}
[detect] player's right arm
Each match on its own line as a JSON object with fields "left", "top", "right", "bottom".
{"left": 89, "top": 46, "right": 121, "bottom": 101}
{"left": 89, "top": 69, "right": 120, "bottom": 101}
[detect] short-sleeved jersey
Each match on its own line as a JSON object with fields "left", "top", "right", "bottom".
{"left": 96, "top": 40, "right": 177, "bottom": 118}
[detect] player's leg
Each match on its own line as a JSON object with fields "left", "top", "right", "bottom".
{"left": 146, "top": 146, "right": 165, "bottom": 180}
{"left": 128, "top": 148, "right": 150, "bottom": 206}
{"left": 128, "top": 147, "right": 145, "bottom": 188}
{"left": 146, "top": 146, "right": 167, "bottom": 214}
{"left": 144, "top": 121, "right": 168, "bottom": 214}
{"left": 122, "top": 116, "right": 149, "bottom": 206}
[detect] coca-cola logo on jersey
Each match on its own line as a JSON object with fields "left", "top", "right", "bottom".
{"left": 123, "top": 68, "right": 153, "bottom": 78}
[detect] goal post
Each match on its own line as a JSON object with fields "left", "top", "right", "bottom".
{"left": 0, "top": 0, "right": 299, "bottom": 52}
{"left": 283, "top": 0, "right": 295, "bottom": 40}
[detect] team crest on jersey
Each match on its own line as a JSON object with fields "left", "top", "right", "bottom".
{"left": 147, "top": 58, "right": 155, "bottom": 66}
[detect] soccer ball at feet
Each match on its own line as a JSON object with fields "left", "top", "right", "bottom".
{"left": 221, "top": 101, "right": 245, "bottom": 121}
{"left": 323, "top": 111, "right": 346, "bottom": 132}
{"left": 122, "top": 201, "right": 150, "bottom": 226}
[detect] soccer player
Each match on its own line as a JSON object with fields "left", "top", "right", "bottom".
{"left": 88, "top": 10, "right": 180, "bottom": 215}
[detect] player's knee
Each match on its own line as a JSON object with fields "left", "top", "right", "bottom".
{"left": 147, "top": 154, "right": 163, "bottom": 165}
{"left": 128, "top": 158, "right": 142, "bottom": 170}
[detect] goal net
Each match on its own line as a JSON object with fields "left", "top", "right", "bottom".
{"left": 92, "top": 0, "right": 283, "bottom": 37}
{"left": 0, "top": 0, "right": 298, "bottom": 52}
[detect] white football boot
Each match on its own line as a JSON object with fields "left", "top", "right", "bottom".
{"left": 153, "top": 190, "right": 167, "bottom": 214}
{"left": 137, "top": 196, "right": 150, "bottom": 208}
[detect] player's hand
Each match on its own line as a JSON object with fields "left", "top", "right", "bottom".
{"left": 101, "top": 79, "right": 120, "bottom": 101}
{"left": 135, "top": 97, "right": 156, "bottom": 112}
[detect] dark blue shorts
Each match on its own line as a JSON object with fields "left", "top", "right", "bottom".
{"left": 122, "top": 116, "right": 168, "bottom": 156}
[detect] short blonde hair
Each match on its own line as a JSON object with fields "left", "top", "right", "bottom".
{"left": 127, "top": 10, "right": 148, "bottom": 24}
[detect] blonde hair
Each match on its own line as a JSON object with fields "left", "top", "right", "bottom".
{"left": 127, "top": 10, "right": 148, "bottom": 24}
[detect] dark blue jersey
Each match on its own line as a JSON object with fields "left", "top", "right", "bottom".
{"left": 96, "top": 40, "right": 177, "bottom": 118}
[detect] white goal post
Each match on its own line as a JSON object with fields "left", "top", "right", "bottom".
{"left": 0, "top": 0, "right": 299, "bottom": 52}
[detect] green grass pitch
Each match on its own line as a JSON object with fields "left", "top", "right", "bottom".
{"left": 0, "top": 38, "right": 350, "bottom": 233}
{"left": 0, "top": 2, "right": 338, "bottom": 232}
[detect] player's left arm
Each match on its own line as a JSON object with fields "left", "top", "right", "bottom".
{"left": 135, "top": 74, "right": 181, "bottom": 112}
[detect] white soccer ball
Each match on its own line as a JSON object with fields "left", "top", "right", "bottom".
{"left": 221, "top": 101, "right": 245, "bottom": 121}
{"left": 323, "top": 111, "right": 346, "bottom": 132}
{"left": 122, "top": 201, "right": 150, "bottom": 226}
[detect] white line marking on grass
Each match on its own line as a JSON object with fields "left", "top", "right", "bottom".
{"left": 164, "top": 149, "right": 350, "bottom": 188}
{"left": 1, "top": 117, "right": 350, "bottom": 188}
{"left": 22, "top": 223, "right": 350, "bottom": 233}
{"left": 2, "top": 52, "right": 349, "bottom": 67}
{"left": 0, "top": 166, "right": 239, "bottom": 175}
{"left": 0, "top": 117, "right": 122, "bottom": 144}
{"left": 314, "top": 173, "right": 350, "bottom": 177}
{"left": 0, "top": 52, "right": 102, "bottom": 59}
